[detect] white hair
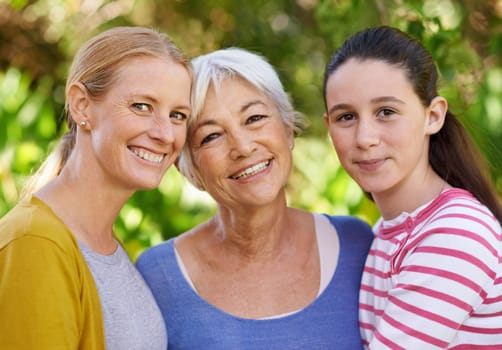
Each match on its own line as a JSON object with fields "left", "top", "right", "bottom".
{"left": 178, "top": 47, "right": 305, "bottom": 190}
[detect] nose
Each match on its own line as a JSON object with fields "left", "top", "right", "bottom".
{"left": 355, "top": 118, "right": 380, "bottom": 149}
{"left": 148, "top": 115, "right": 176, "bottom": 144}
{"left": 229, "top": 129, "right": 257, "bottom": 160}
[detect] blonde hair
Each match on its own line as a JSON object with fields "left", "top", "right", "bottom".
{"left": 21, "top": 26, "right": 191, "bottom": 199}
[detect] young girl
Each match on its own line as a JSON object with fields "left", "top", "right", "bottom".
{"left": 323, "top": 26, "right": 502, "bottom": 349}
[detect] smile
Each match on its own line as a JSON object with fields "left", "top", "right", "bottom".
{"left": 129, "top": 147, "right": 165, "bottom": 163}
{"left": 230, "top": 160, "right": 271, "bottom": 180}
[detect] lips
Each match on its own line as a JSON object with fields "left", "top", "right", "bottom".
{"left": 229, "top": 160, "right": 271, "bottom": 180}
{"left": 355, "top": 158, "right": 386, "bottom": 171}
{"left": 129, "top": 146, "right": 165, "bottom": 163}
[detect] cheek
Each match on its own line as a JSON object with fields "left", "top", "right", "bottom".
{"left": 91, "top": 130, "right": 112, "bottom": 154}
{"left": 328, "top": 129, "right": 349, "bottom": 153}
{"left": 174, "top": 128, "right": 188, "bottom": 151}
{"left": 192, "top": 151, "right": 215, "bottom": 177}
{"left": 199, "top": 150, "right": 231, "bottom": 188}
{"left": 193, "top": 152, "right": 224, "bottom": 192}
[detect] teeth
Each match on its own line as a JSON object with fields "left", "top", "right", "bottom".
{"left": 131, "top": 148, "right": 164, "bottom": 163}
{"left": 231, "top": 160, "right": 270, "bottom": 180}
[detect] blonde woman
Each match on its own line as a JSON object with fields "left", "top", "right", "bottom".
{"left": 0, "top": 26, "right": 191, "bottom": 349}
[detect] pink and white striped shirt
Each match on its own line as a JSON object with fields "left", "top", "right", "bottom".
{"left": 360, "top": 188, "right": 502, "bottom": 349}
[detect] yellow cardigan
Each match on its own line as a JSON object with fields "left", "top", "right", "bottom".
{"left": 0, "top": 196, "right": 105, "bottom": 349}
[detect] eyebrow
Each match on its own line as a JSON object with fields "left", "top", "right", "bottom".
{"left": 129, "top": 93, "right": 190, "bottom": 112}
{"left": 240, "top": 99, "right": 267, "bottom": 113}
{"left": 174, "top": 103, "right": 191, "bottom": 112}
{"left": 327, "top": 96, "right": 405, "bottom": 115}
{"left": 193, "top": 99, "right": 268, "bottom": 130}
{"left": 372, "top": 96, "right": 405, "bottom": 105}
{"left": 193, "top": 119, "right": 218, "bottom": 130}
{"left": 129, "top": 93, "right": 157, "bottom": 103}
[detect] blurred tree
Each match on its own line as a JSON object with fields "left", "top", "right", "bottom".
{"left": 1, "top": 0, "right": 500, "bottom": 259}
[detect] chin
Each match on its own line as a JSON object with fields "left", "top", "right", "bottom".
{"left": 134, "top": 177, "right": 163, "bottom": 191}
{"left": 356, "top": 181, "right": 383, "bottom": 195}
{"left": 137, "top": 184, "right": 157, "bottom": 191}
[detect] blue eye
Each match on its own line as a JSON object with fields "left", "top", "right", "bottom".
{"left": 170, "top": 111, "right": 188, "bottom": 121}
{"left": 132, "top": 103, "right": 152, "bottom": 113}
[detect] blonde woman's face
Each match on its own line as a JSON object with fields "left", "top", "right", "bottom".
{"left": 83, "top": 55, "right": 191, "bottom": 191}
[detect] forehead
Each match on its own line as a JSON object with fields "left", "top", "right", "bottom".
{"left": 114, "top": 54, "right": 173, "bottom": 80}
{"left": 207, "top": 77, "right": 262, "bottom": 101}
{"left": 198, "top": 77, "right": 270, "bottom": 116}
{"left": 326, "top": 58, "right": 413, "bottom": 98}
{"left": 108, "top": 55, "right": 190, "bottom": 97}
{"left": 332, "top": 58, "right": 407, "bottom": 81}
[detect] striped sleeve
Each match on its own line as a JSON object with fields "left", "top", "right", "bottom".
{"left": 361, "top": 192, "right": 502, "bottom": 349}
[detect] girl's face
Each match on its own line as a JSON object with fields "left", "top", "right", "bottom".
{"left": 188, "top": 77, "right": 294, "bottom": 209}
{"left": 324, "top": 58, "right": 444, "bottom": 201}
{"left": 73, "top": 55, "right": 191, "bottom": 191}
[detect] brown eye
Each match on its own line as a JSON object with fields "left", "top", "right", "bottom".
{"left": 337, "top": 113, "right": 356, "bottom": 122}
{"left": 200, "top": 133, "right": 220, "bottom": 145}
{"left": 378, "top": 108, "right": 396, "bottom": 119}
{"left": 246, "top": 115, "right": 266, "bottom": 124}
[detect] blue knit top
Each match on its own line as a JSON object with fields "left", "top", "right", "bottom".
{"left": 137, "top": 215, "right": 373, "bottom": 350}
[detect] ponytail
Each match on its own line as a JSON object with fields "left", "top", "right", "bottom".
{"left": 430, "top": 111, "right": 502, "bottom": 222}
{"left": 19, "top": 121, "right": 76, "bottom": 200}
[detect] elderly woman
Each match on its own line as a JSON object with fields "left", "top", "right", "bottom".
{"left": 137, "top": 48, "right": 373, "bottom": 349}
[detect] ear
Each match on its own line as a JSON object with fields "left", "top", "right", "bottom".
{"left": 286, "top": 126, "right": 295, "bottom": 150}
{"left": 323, "top": 113, "right": 329, "bottom": 127}
{"left": 67, "top": 82, "right": 91, "bottom": 128}
{"left": 425, "top": 96, "right": 447, "bottom": 136}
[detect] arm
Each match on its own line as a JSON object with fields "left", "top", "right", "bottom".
{"left": 0, "top": 235, "right": 82, "bottom": 349}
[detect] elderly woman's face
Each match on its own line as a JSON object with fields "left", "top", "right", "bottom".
{"left": 188, "top": 77, "right": 294, "bottom": 208}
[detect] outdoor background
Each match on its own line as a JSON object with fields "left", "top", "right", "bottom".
{"left": 1, "top": 0, "right": 501, "bottom": 260}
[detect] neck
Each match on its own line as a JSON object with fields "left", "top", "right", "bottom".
{"left": 35, "top": 169, "right": 131, "bottom": 254}
{"left": 212, "top": 202, "right": 296, "bottom": 261}
{"left": 373, "top": 169, "right": 448, "bottom": 220}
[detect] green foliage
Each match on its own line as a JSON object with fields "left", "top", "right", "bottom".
{"left": 0, "top": 68, "right": 59, "bottom": 212}
{"left": 1, "top": 0, "right": 501, "bottom": 259}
